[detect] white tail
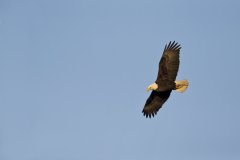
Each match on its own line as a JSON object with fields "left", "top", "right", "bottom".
{"left": 175, "top": 80, "right": 189, "bottom": 93}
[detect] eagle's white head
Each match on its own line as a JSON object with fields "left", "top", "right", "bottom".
{"left": 146, "top": 83, "right": 158, "bottom": 92}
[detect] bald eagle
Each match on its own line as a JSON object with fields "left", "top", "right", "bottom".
{"left": 142, "top": 41, "right": 189, "bottom": 118}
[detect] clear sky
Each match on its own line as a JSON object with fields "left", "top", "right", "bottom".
{"left": 1, "top": 0, "right": 240, "bottom": 159}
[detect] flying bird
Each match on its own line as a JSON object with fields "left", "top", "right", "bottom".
{"left": 142, "top": 41, "right": 189, "bottom": 118}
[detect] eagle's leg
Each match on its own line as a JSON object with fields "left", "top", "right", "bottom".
{"left": 175, "top": 80, "right": 189, "bottom": 93}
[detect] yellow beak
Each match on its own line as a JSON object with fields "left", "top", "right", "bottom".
{"left": 146, "top": 87, "right": 151, "bottom": 92}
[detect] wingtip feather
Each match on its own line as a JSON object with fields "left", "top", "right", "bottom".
{"left": 165, "top": 41, "right": 181, "bottom": 51}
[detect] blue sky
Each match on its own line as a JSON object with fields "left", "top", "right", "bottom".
{"left": 1, "top": 0, "right": 240, "bottom": 159}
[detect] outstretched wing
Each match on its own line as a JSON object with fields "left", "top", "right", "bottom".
{"left": 155, "top": 41, "right": 181, "bottom": 89}
{"left": 142, "top": 90, "right": 171, "bottom": 118}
